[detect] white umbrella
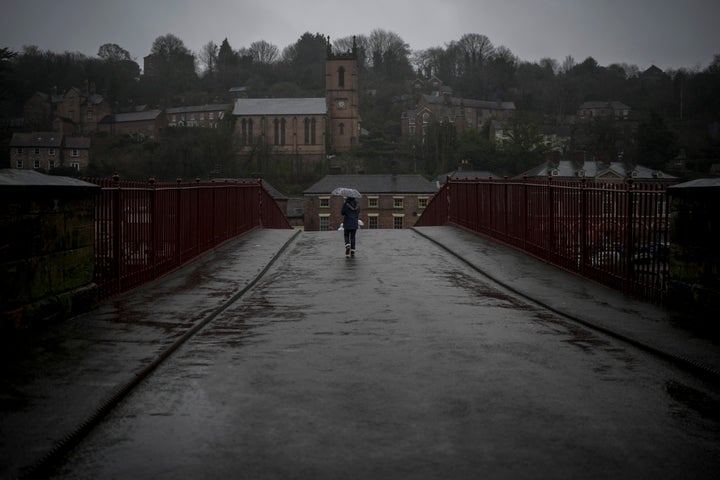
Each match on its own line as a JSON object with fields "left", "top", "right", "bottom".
{"left": 331, "top": 187, "right": 362, "bottom": 198}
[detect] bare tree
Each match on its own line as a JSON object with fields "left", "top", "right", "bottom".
{"left": 97, "top": 43, "right": 132, "bottom": 62}
{"left": 249, "top": 40, "right": 279, "bottom": 64}
{"left": 560, "top": 55, "right": 576, "bottom": 74}
{"left": 456, "top": 33, "right": 495, "bottom": 66}
{"left": 198, "top": 41, "right": 219, "bottom": 73}
{"left": 151, "top": 33, "right": 192, "bottom": 58}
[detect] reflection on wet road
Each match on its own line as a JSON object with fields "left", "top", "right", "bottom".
{"left": 52, "top": 230, "right": 720, "bottom": 479}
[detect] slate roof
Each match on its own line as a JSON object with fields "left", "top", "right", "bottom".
{"left": 421, "top": 94, "right": 515, "bottom": 111}
{"left": 437, "top": 170, "right": 499, "bottom": 184}
{"left": 304, "top": 174, "right": 437, "bottom": 195}
{"left": 9, "top": 132, "right": 63, "bottom": 148}
{"left": 102, "top": 109, "right": 164, "bottom": 123}
{"left": 0, "top": 169, "right": 98, "bottom": 189}
{"left": 517, "top": 160, "right": 676, "bottom": 180}
{"left": 64, "top": 137, "right": 92, "bottom": 149}
{"left": 668, "top": 178, "right": 720, "bottom": 191}
{"left": 166, "top": 104, "right": 230, "bottom": 114}
{"left": 232, "top": 98, "right": 326, "bottom": 116}
{"left": 578, "top": 101, "right": 630, "bottom": 111}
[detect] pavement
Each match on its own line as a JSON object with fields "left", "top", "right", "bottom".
{"left": 1, "top": 225, "right": 719, "bottom": 479}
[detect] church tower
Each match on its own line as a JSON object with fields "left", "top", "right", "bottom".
{"left": 326, "top": 37, "right": 360, "bottom": 152}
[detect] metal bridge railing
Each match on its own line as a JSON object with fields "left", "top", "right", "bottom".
{"left": 417, "top": 178, "right": 671, "bottom": 304}
{"left": 86, "top": 177, "right": 292, "bottom": 301}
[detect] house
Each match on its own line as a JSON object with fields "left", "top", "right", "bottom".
{"left": 401, "top": 93, "right": 515, "bottom": 144}
{"left": 517, "top": 159, "right": 677, "bottom": 183}
{"left": 9, "top": 132, "right": 63, "bottom": 170}
{"left": 54, "top": 87, "right": 113, "bottom": 134}
{"left": 303, "top": 174, "right": 438, "bottom": 231}
{"left": 63, "top": 137, "right": 92, "bottom": 171}
{"left": 577, "top": 101, "right": 631, "bottom": 120}
{"left": 166, "top": 104, "right": 230, "bottom": 128}
{"left": 98, "top": 109, "right": 167, "bottom": 139}
{"left": 232, "top": 38, "right": 361, "bottom": 163}
{"left": 9, "top": 132, "right": 92, "bottom": 172}
{"left": 490, "top": 118, "right": 573, "bottom": 153}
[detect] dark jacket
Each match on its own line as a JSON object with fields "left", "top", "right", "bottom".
{"left": 341, "top": 198, "right": 360, "bottom": 230}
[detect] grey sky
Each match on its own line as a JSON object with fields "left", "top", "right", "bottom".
{"left": 2, "top": 0, "right": 719, "bottom": 71}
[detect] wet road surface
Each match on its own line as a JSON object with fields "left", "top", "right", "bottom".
{"left": 44, "top": 229, "right": 720, "bottom": 479}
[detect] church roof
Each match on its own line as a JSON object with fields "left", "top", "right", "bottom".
{"left": 232, "top": 98, "right": 327, "bottom": 116}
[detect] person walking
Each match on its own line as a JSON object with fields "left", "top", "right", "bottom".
{"left": 341, "top": 196, "right": 360, "bottom": 257}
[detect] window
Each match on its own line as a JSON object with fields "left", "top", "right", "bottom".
{"left": 71, "top": 149, "right": 79, "bottom": 157}
{"left": 319, "top": 214, "right": 330, "bottom": 231}
{"left": 71, "top": 162, "right": 80, "bottom": 171}
{"left": 393, "top": 196, "right": 404, "bottom": 208}
{"left": 34, "top": 148, "right": 40, "bottom": 155}
{"left": 367, "top": 214, "right": 378, "bottom": 229}
{"left": 242, "top": 119, "right": 254, "bottom": 145}
{"left": 367, "top": 196, "right": 378, "bottom": 208}
{"left": 274, "top": 119, "right": 280, "bottom": 145}
{"left": 304, "top": 118, "right": 310, "bottom": 144}
{"left": 15, "top": 159, "right": 23, "bottom": 168}
{"left": 311, "top": 118, "right": 317, "bottom": 145}
{"left": 34, "top": 159, "right": 40, "bottom": 168}
{"left": 209, "top": 112, "right": 215, "bottom": 120}
{"left": 319, "top": 196, "right": 330, "bottom": 208}
{"left": 418, "top": 197, "right": 428, "bottom": 209}
{"left": 49, "top": 159, "right": 56, "bottom": 169}
{"left": 16, "top": 147, "right": 22, "bottom": 155}
{"left": 281, "top": 119, "right": 286, "bottom": 145}
{"left": 338, "top": 66, "right": 345, "bottom": 88}
{"left": 339, "top": 123, "right": 345, "bottom": 135}
{"left": 48, "top": 148, "right": 56, "bottom": 156}
{"left": 393, "top": 214, "right": 404, "bottom": 229}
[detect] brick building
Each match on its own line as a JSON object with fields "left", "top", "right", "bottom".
{"left": 98, "top": 109, "right": 167, "bottom": 139}
{"left": 232, "top": 38, "right": 360, "bottom": 164}
{"left": 401, "top": 93, "right": 515, "bottom": 144}
{"left": 9, "top": 132, "right": 91, "bottom": 172}
{"left": 303, "top": 174, "right": 437, "bottom": 231}
{"left": 166, "top": 104, "right": 230, "bottom": 128}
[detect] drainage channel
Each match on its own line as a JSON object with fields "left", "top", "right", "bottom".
{"left": 19, "top": 230, "right": 300, "bottom": 480}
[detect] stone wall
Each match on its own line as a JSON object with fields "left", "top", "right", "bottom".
{"left": 0, "top": 170, "right": 99, "bottom": 329}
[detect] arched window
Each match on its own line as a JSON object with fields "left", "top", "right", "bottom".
{"left": 241, "top": 119, "right": 247, "bottom": 145}
{"left": 281, "top": 119, "right": 286, "bottom": 145}
{"left": 304, "top": 118, "right": 310, "bottom": 144}
{"left": 338, "top": 66, "right": 345, "bottom": 88}
{"left": 311, "top": 118, "right": 317, "bottom": 145}
{"left": 273, "top": 119, "right": 280, "bottom": 145}
{"left": 248, "top": 119, "right": 253, "bottom": 142}
{"left": 339, "top": 122, "right": 345, "bottom": 135}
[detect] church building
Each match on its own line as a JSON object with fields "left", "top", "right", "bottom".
{"left": 231, "top": 38, "right": 360, "bottom": 165}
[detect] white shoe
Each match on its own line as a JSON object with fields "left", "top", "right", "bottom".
{"left": 345, "top": 244, "right": 351, "bottom": 256}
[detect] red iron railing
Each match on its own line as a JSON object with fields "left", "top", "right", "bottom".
{"left": 417, "top": 178, "right": 671, "bottom": 303}
{"left": 87, "top": 177, "right": 292, "bottom": 300}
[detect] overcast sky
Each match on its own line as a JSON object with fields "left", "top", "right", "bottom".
{"left": 2, "top": 0, "right": 719, "bottom": 71}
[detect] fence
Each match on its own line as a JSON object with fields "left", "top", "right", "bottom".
{"left": 417, "top": 178, "right": 671, "bottom": 303}
{"left": 87, "top": 177, "right": 292, "bottom": 300}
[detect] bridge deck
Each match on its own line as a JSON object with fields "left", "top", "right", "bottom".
{"left": 2, "top": 226, "right": 718, "bottom": 478}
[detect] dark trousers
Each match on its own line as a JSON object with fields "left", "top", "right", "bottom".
{"left": 344, "top": 229, "right": 357, "bottom": 249}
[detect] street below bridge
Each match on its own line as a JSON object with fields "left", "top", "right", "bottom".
{"left": 3, "top": 228, "right": 720, "bottom": 479}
